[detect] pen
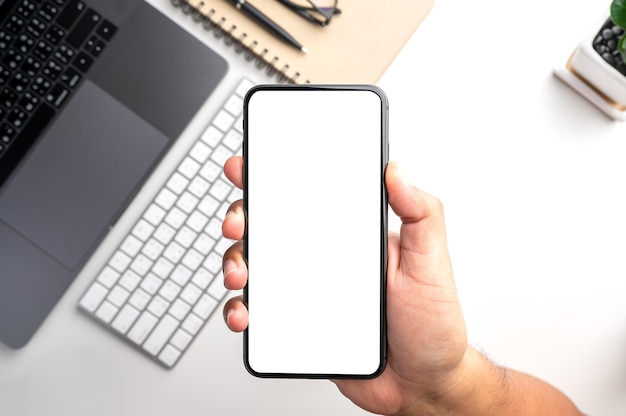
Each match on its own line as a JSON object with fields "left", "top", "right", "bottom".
{"left": 226, "top": 0, "right": 307, "bottom": 53}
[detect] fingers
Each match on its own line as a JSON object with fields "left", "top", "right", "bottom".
{"left": 224, "top": 156, "right": 243, "bottom": 190}
{"left": 222, "top": 242, "right": 250, "bottom": 332}
{"left": 223, "top": 241, "right": 247, "bottom": 290}
{"left": 222, "top": 200, "right": 245, "bottom": 240}
{"left": 223, "top": 295, "right": 248, "bottom": 332}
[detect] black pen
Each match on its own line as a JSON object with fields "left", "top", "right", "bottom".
{"left": 226, "top": 0, "right": 307, "bottom": 53}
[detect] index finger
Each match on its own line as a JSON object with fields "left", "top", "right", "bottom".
{"left": 224, "top": 156, "right": 243, "bottom": 189}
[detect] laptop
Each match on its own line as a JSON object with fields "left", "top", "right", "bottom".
{"left": 0, "top": 0, "right": 228, "bottom": 349}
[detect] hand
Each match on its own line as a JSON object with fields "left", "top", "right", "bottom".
{"left": 221, "top": 156, "right": 469, "bottom": 415}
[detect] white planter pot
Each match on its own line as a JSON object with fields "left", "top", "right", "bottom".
{"left": 554, "top": 11, "right": 626, "bottom": 121}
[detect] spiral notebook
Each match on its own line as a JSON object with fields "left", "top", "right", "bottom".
{"left": 173, "top": 0, "right": 434, "bottom": 84}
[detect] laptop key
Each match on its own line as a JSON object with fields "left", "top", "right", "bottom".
{"left": 66, "top": 8, "right": 100, "bottom": 49}
{"left": 44, "top": 24, "right": 65, "bottom": 44}
{"left": 56, "top": 0, "right": 85, "bottom": 30}
{"left": 38, "top": 2, "right": 61, "bottom": 22}
{"left": 0, "top": 124, "right": 15, "bottom": 144}
{"left": 0, "top": 87, "right": 18, "bottom": 108}
{"left": 46, "top": 83, "right": 69, "bottom": 107}
{"left": 95, "top": 19, "right": 116, "bottom": 41}
{"left": 60, "top": 67, "right": 80, "bottom": 88}
{"left": 72, "top": 50, "right": 92, "bottom": 72}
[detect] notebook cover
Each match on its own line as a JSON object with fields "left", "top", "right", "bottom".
{"left": 183, "top": 0, "right": 434, "bottom": 84}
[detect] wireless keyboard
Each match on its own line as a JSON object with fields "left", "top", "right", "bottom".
{"left": 78, "top": 78, "right": 252, "bottom": 368}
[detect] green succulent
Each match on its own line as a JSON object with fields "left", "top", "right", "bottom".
{"left": 612, "top": 0, "right": 626, "bottom": 62}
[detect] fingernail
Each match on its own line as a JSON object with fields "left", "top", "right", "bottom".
{"left": 223, "top": 259, "right": 238, "bottom": 278}
{"left": 394, "top": 162, "right": 408, "bottom": 183}
{"left": 226, "top": 308, "right": 235, "bottom": 326}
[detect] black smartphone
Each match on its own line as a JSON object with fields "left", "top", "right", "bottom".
{"left": 242, "top": 84, "right": 388, "bottom": 379}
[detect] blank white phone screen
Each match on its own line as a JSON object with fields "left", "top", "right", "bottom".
{"left": 244, "top": 87, "right": 386, "bottom": 377}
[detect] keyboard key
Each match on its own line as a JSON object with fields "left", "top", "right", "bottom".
{"left": 85, "top": 35, "right": 105, "bottom": 56}
{"left": 66, "top": 8, "right": 100, "bottom": 49}
{"left": 212, "top": 109, "right": 234, "bottom": 132}
{"left": 140, "top": 273, "right": 163, "bottom": 295}
{"left": 46, "top": 83, "right": 69, "bottom": 107}
{"left": 169, "top": 329, "right": 192, "bottom": 351}
{"left": 181, "top": 248, "right": 204, "bottom": 271}
{"left": 180, "top": 283, "right": 202, "bottom": 306}
{"left": 151, "top": 257, "right": 174, "bottom": 280}
{"left": 153, "top": 222, "right": 176, "bottom": 246}
{"left": 223, "top": 93, "right": 243, "bottom": 116}
{"left": 132, "top": 219, "right": 154, "bottom": 242}
{"left": 38, "top": 2, "right": 60, "bottom": 21}
{"left": 169, "top": 264, "right": 192, "bottom": 287}
{"left": 108, "top": 250, "right": 131, "bottom": 273}
{"left": 222, "top": 129, "right": 242, "bottom": 151}
{"left": 44, "top": 25, "right": 65, "bottom": 44}
{"left": 168, "top": 298, "right": 191, "bottom": 321}
{"left": 159, "top": 280, "right": 181, "bottom": 303}
{"left": 191, "top": 267, "right": 214, "bottom": 290}
{"left": 56, "top": 0, "right": 86, "bottom": 30}
{"left": 154, "top": 187, "right": 177, "bottom": 210}
{"left": 107, "top": 285, "right": 130, "bottom": 307}
{"left": 174, "top": 226, "right": 197, "bottom": 249}
{"left": 181, "top": 313, "right": 203, "bottom": 335}
{"left": 79, "top": 281, "right": 108, "bottom": 312}
{"left": 200, "top": 125, "right": 223, "bottom": 147}
{"left": 176, "top": 192, "right": 199, "bottom": 214}
{"left": 128, "top": 288, "right": 151, "bottom": 311}
{"left": 119, "top": 270, "right": 142, "bottom": 292}
{"left": 95, "top": 300, "right": 118, "bottom": 323}
{"left": 111, "top": 304, "right": 139, "bottom": 334}
{"left": 96, "top": 19, "right": 117, "bottom": 41}
{"left": 143, "top": 314, "right": 179, "bottom": 356}
{"left": 193, "top": 294, "right": 218, "bottom": 320}
{"left": 120, "top": 234, "right": 143, "bottom": 257}
{"left": 143, "top": 203, "right": 166, "bottom": 226}
{"left": 147, "top": 295, "right": 170, "bottom": 318}
{"left": 72, "top": 51, "right": 93, "bottom": 72}
{"left": 60, "top": 67, "right": 81, "bottom": 88}
{"left": 178, "top": 156, "right": 200, "bottom": 179}
{"left": 127, "top": 311, "right": 158, "bottom": 345}
{"left": 96, "top": 266, "right": 120, "bottom": 289}
{"left": 158, "top": 344, "right": 181, "bottom": 367}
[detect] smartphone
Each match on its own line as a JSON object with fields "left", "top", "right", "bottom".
{"left": 243, "top": 85, "right": 388, "bottom": 379}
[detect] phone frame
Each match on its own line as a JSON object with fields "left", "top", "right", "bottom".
{"left": 242, "top": 84, "right": 389, "bottom": 379}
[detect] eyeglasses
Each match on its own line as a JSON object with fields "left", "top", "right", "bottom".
{"left": 276, "top": 0, "right": 341, "bottom": 27}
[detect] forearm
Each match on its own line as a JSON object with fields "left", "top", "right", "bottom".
{"left": 402, "top": 347, "right": 585, "bottom": 416}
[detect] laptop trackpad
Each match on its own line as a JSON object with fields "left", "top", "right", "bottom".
{"left": 0, "top": 81, "right": 168, "bottom": 269}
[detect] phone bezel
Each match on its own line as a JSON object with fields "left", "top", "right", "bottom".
{"left": 242, "top": 84, "right": 389, "bottom": 379}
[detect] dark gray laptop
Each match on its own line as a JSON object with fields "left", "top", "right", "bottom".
{"left": 0, "top": 0, "right": 228, "bottom": 348}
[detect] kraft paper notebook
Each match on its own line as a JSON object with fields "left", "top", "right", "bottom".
{"left": 173, "top": 0, "right": 434, "bottom": 84}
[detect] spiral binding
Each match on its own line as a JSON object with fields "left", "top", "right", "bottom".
{"left": 170, "top": 0, "right": 300, "bottom": 83}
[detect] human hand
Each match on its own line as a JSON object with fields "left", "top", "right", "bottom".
{"left": 221, "top": 156, "right": 469, "bottom": 415}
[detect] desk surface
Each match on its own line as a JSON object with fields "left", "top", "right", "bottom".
{"left": 2, "top": 0, "right": 625, "bottom": 415}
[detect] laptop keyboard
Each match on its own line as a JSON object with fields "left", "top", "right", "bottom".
{"left": 79, "top": 78, "right": 252, "bottom": 368}
{"left": 0, "top": 0, "right": 117, "bottom": 186}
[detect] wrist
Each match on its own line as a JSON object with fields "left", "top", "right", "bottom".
{"left": 399, "top": 346, "right": 584, "bottom": 416}
{"left": 398, "top": 347, "right": 505, "bottom": 416}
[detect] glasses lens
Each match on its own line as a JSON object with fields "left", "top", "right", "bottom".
{"left": 280, "top": 0, "right": 339, "bottom": 25}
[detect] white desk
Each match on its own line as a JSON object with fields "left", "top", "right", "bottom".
{"left": 1, "top": 0, "right": 625, "bottom": 415}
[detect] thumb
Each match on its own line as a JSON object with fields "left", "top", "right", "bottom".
{"left": 385, "top": 162, "right": 451, "bottom": 276}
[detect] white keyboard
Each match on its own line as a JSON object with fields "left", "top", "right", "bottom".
{"left": 78, "top": 78, "right": 252, "bottom": 368}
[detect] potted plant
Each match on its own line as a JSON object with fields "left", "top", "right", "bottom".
{"left": 554, "top": 0, "right": 626, "bottom": 120}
